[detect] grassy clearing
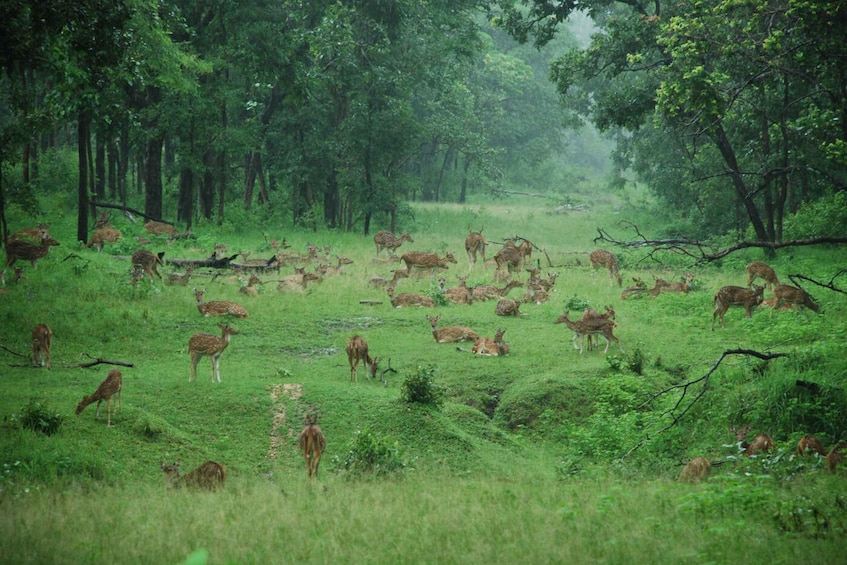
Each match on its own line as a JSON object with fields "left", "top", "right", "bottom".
{"left": 1, "top": 195, "right": 846, "bottom": 563}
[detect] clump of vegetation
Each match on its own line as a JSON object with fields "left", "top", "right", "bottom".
{"left": 400, "top": 365, "right": 445, "bottom": 408}
{"left": 606, "top": 344, "right": 646, "bottom": 375}
{"left": 12, "top": 399, "right": 65, "bottom": 436}
{"left": 562, "top": 295, "right": 591, "bottom": 311}
{"left": 333, "top": 429, "right": 407, "bottom": 477}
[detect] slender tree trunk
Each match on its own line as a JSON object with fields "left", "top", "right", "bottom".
{"left": 459, "top": 155, "right": 471, "bottom": 204}
{"left": 95, "top": 131, "right": 106, "bottom": 201}
{"left": 199, "top": 149, "right": 215, "bottom": 220}
{"left": 144, "top": 133, "right": 164, "bottom": 220}
{"left": 76, "top": 110, "right": 91, "bottom": 244}
{"left": 107, "top": 138, "right": 117, "bottom": 200}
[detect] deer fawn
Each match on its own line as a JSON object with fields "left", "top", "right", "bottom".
{"left": 426, "top": 315, "right": 479, "bottom": 343}
{"left": 400, "top": 251, "right": 457, "bottom": 276}
{"left": 711, "top": 285, "right": 765, "bottom": 330}
{"left": 465, "top": 229, "right": 487, "bottom": 271}
{"left": 193, "top": 288, "right": 248, "bottom": 318}
{"left": 374, "top": 231, "right": 414, "bottom": 256}
{"left": 144, "top": 220, "right": 180, "bottom": 237}
{"left": 731, "top": 425, "right": 775, "bottom": 456}
{"left": 31, "top": 324, "right": 53, "bottom": 369}
{"left": 826, "top": 442, "right": 847, "bottom": 471}
{"left": 796, "top": 435, "right": 826, "bottom": 456}
{"left": 5, "top": 231, "right": 60, "bottom": 269}
{"left": 555, "top": 311, "right": 622, "bottom": 354}
{"left": 131, "top": 249, "right": 165, "bottom": 281}
{"left": 650, "top": 272, "right": 695, "bottom": 296}
{"left": 589, "top": 249, "right": 622, "bottom": 287}
{"left": 188, "top": 323, "right": 238, "bottom": 383}
{"left": 495, "top": 298, "right": 522, "bottom": 316}
{"left": 298, "top": 414, "right": 327, "bottom": 484}
{"left": 679, "top": 457, "right": 711, "bottom": 483}
{"left": 745, "top": 261, "right": 779, "bottom": 290}
{"left": 773, "top": 283, "right": 820, "bottom": 313}
{"left": 471, "top": 328, "right": 510, "bottom": 356}
{"left": 76, "top": 369, "right": 123, "bottom": 427}
{"left": 168, "top": 267, "right": 194, "bottom": 286}
{"left": 161, "top": 460, "right": 226, "bottom": 490}
{"left": 346, "top": 335, "right": 378, "bottom": 383}
{"left": 386, "top": 286, "right": 435, "bottom": 308}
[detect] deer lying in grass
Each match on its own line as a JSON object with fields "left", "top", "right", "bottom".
{"left": 386, "top": 286, "right": 435, "bottom": 308}
{"left": 826, "top": 442, "right": 847, "bottom": 471}
{"left": 650, "top": 272, "right": 695, "bottom": 296}
{"left": 193, "top": 288, "right": 248, "bottom": 318}
{"left": 374, "top": 231, "right": 414, "bottom": 256}
{"left": 711, "top": 285, "right": 765, "bottom": 330}
{"left": 495, "top": 298, "right": 523, "bottom": 316}
{"left": 621, "top": 277, "right": 648, "bottom": 300}
{"left": 346, "top": 335, "right": 378, "bottom": 383}
{"left": 555, "top": 311, "right": 622, "bottom": 354}
{"left": 679, "top": 457, "right": 711, "bottom": 483}
{"left": 465, "top": 229, "right": 487, "bottom": 272}
{"left": 369, "top": 268, "right": 409, "bottom": 289}
{"left": 470, "top": 280, "right": 523, "bottom": 302}
{"left": 441, "top": 276, "right": 473, "bottom": 304}
{"left": 796, "top": 435, "right": 826, "bottom": 456}
{"left": 400, "top": 251, "right": 457, "bottom": 277}
{"left": 131, "top": 249, "right": 165, "bottom": 281}
{"left": 324, "top": 255, "right": 354, "bottom": 276}
{"left": 5, "top": 231, "right": 60, "bottom": 269}
{"left": 161, "top": 460, "right": 226, "bottom": 491}
{"left": 144, "top": 220, "right": 180, "bottom": 237}
{"left": 76, "top": 369, "right": 122, "bottom": 427}
{"left": 426, "top": 315, "right": 479, "bottom": 343}
{"left": 470, "top": 328, "right": 510, "bottom": 356}
{"left": 298, "top": 414, "right": 326, "bottom": 484}
{"left": 167, "top": 266, "right": 194, "bottom": 286}
{"left": 773, "top": 283, "right": 820, "bottom": 313}
{"left": 745, "top": 261, "right": 780, "bottom": 290}
{"left": 731, "top": 425, "right": 775, "bottom": 456}
{"left": 589, "top": 249, "right": 622, "bottom": 286}
{"left": 239, "top": 274, "right": 262, "bottom": 297}
{"left": 188, "top": 323, "right": 238, "bottom": 383}
{"left": 31, "top": 323, "right": 53, "bottom": 369}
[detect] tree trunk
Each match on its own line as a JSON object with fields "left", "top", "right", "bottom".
{"left": 144, "top": 134, "right": 164, "bottom": 220}
{"left": 95, "top": 130, "right": 106, "bottom": 201}
{"left": 76, "top": 110, "right": 91, "bottom": 244}
{"left": 199, "top": 148, "right": 215, "bottom": 219}
{"left": 459, "top": 155, "right": 471, "bottom": 204}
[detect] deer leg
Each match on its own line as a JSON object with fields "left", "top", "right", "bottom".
{"left": 106, "top": 397, "right": 113, "bottom": 427}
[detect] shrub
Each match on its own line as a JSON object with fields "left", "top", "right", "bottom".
{"left": 400, "top": 365, "right": 444, "bottom": 408}
{"left": 332, "top": 429, "right": 407, "bottom": 477}
{"left": 13, "top": 399, "right": 65, "bottom": 436}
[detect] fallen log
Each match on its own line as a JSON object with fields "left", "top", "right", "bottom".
{"left": 166, "top": 253, "right": 239, "bottom": 269}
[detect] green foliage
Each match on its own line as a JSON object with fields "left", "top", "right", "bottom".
{"left": 562, "top": 294, "right": 591, "bottom": 311}
{"left": 333, "top": 429, "right": 407, "bottom": 477}
{"left": 400, "top": 365, "right": 445, "bottom": 409}
{"left": 783, "top": 191, "right": 847, "bottom": 239}
{"left": 12, "top": 399, "right": 65, "bottom": 437}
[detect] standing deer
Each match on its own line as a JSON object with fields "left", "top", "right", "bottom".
{"left": 400, "top": 251, "right": 457, "bottom": 277}
{"left": 193, "top": 288, "right": 249, "bottom": 318}
{"left": 298, "top": 414, "right": 327, "bottom": 484}
{"left": 5, "top": 231, "right": 60, "bottom": 269}
{"left": 589, "top": 249, "right": 622, "bottom": 287}
{"left": 131, "top": 249, "right": 165, "bottom": 281}
{"left": 493, "top": 240, "right": 532, "bottom": 277}
{"left": 346, "top": 335, "right": 378, "bottom": 383}
{"left": 581, "top": 306, "right": 616, "bottom": 351}
{"left": 745, "top": 261, "right": 780, "bottom": 290}
{"left": 471, "top": 328, "right": 510, "bottom": 356}
{"left": 711, "top": 285, "right": 765, "bottom": 330}
{"left": 86, "top": 214, "right": 122, "bottom": 252}
{"left": 731, "top": 425, "right": 775, "bottom": 456}
{"left": 796, "top": 435, "right": 826, "bottom": 456}
{"left": 161, "top": 460, "right": 226, "bottom": 490}
{"left": 10, "top": 223, "right": 51, "bottom": 244}
{"left": 188, "top": 323, "right": 238, "bottom": 383}
{"left": 386, "top": 286, "right": 435, "bottom": 308}
{"left": 76, "top": 369, "right": 123, "bottom": 427}
{"left": 31, "top": 323, "right": 53, "bottom": 369}
{"left": 465, "top": 228, "right": 487, "bottom": 272}
{"left": 773, "top": 283, "right": 820, "bottom": 313}
{"left": 426, "top": 315, "right": 479, "bottom": 343}
{"left": 374, "top": 231, "right": 414, "bottom": 256}
{"left": 679, "top": 457, "right": 711, "bottom": 483}
{"left": 555, "top": 311, "right": 622, "bottom": 354}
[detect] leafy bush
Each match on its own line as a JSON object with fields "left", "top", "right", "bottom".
{"left": 12, "top": 399, "right": 65, "bottom": 436}
{"left": 562, "top": 295, "right": 591, "bottom": 311}
{"left": 400, "top": 365, "right": 445, "bottom": 408}
{"left": 332, "top": 429, "right": 407, "bottom": 477}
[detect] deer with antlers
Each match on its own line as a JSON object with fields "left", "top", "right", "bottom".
{"left": 31, "top": 323, "right": 53, "bottom": 369}
{"left": 711, "top": 285, "right": 765, "bottom": 330}
{"left": 426, "top": 315, "right": 479, "bottom": 344}
{"left": 731, "top": 425, "right": 775, "bottom": 456}
{"left": 76, "top": 369, "right": 123, "bottom": 427}
{"left": 374, "top": 231, "right": 414, "bottom": 256}
{"left": 161, "top": 460, "right": 226, "bottom": 491}
{"left": 188, "top": 323, "right": 238, "bottom": 383}
{"left": 298, "top": 413, "right": 327, "bottom": 484}
{"left": 193, "top": 288, "right": 249, "bottom": 318}
{"left": 346, "top": 335, "right": 379, "bottom": 383}
{"left": 589, "top": 249, "right": 622, "bottom": 287}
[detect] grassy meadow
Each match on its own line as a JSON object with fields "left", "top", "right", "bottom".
{"left": 1, "top": 194, "right": 846, "bottom": 564}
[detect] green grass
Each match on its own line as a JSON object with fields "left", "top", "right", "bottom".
{"left": 1, "top": 196, "right": 846, "bottom": 563}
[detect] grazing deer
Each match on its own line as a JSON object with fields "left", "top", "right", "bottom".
{"left": 826, "top": 442, "right": 847, "bottom": 471}
{"left": 493, "top": 240, "right": 532, "bottom": 276}
{"left": 238, "top": 274, "right": 262, "bottom": 297}
{"left": 679, "top": 457, "right": 711, "bottom": 483}
{"left": 745, "top": 261, "right": 779, "bottom": 290}
{"left": 796, "top": 435, "right": 826, "bottom": 456}
{"left": 471, "top": 328, "right": 509, "bottom": 356}
{"left": 76, "top": 369, "right": 123, "bottom": 427}
{"left": 161, "top": 460, "right": 226, "bottom": 491}
{"left": 386, "top": 286, "right": 435, "bottom": 308}
{"left": 400, "top": 251, "right": 457, "bottom": 277}
{"left": 167, "top": 267, "right": 194, "bottom": 286}
{"left": 465, "top": 228, "right": 487, "bottom": 271}
{"left": 369, "top": 268, "right": 409, "bottom": 289}
{"left": 131, "top": 249, "right": 165, "bottom": 281}
{"left": 31, "top": 324, "right": 53, "bottom": 369}
{"left": 773, "top": 283, "right": 820, "bottom": 313}
{"left": 581, "top": 306, "right": 616, "bottom": 351}
{"left": 144, "top": 220, "right": 180, "bottom": 237}
{"left": 589, "top": 249, "right": 622, "bottom": 287}
{"left": 495, "top": 298, "right": 522, "bottom": 316}
{"left": 650, "top": 272, "right": 695, "bottom": 296}
{"left": 426, "top": 315, "right": 479, "bottom": 343}
{"left": 442, "top": 276, "right": 473, "bottom": 304}
{"left": 470, "top": 280, "right": 523, "bottom": 302}
{"left": 621, "top": 277, "right": 648, "bottom": 300}
{"left": 346, "top": 335, "right": 378, "bottom": 383}
{"left": 193, "top": 288, "right": 248, "bottom": 318}
{"left": 10, "top": 223, "right": 51, "bottom": 244}
{"left": 5, "top": 231, "right": 60, "bottom": 269}
{"left": 374, "top": 231, "right": 414, "bottom": 256}
{"left": 555, "top": 311, "right": 622, "bottom": 354}
{"left": 298, "top": 414, "right": 327, "bottom": 483}
{"left": 86, "top": 214, "right": 122, "bottom": 252}
{"left": 711, "top": 285, "right": 765, "bottom": 330}
{"left": 731, "top": 425, "right": 775, "bottom": 456}
{"left": 188, "top": 323, "right": 238, "bottom": 383}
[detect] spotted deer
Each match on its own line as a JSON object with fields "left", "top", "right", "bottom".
{"left": 76, "top": 369, "right": 123, "bottom": 427}
{"left": 144, "top": 220, "right": 180, "bottom": 237}
{"left": 238, "top": 274, "right": 262, "bottom": 297}
{"left": 188, "top": 323, "right": 238, "bottom": 383}
{"left": 555, "top": 311, "right": 622, "bottom": 354}
{"left": 826, "top": 442, "right": 847, "bottom": 471}
{"left": 277, "top": 267, "right": 320, "bottom": 292}
{"left": 796, "top": 435, "right": 826, "bottom": 456}
{"left": 470, "top": 280, "right": 523, "bottom": 302}
{"left": 5, "top": 231, "right": 60, "bottom": 269}
{"left": 773, "top": 283, "right": 819, "bottom": 313}
{"left": 495, "top": 298, "right": 522, "bottom": 317}
{"left": 161, "top": 460, "right": 226, "bottom": 491}
{"left": 31, "top": 324, "right": 53, "bottom": 369}
{"left": 374, "top": 231, "right": 414, "bottom": 256}
{"left": 493, "top": 240, "right": 532, "bottom": 276}
{"left": 86, "top": 215, "right": 122, "bottom": 252}
{"left": 621, "top": 277, "right": 648, "bottom": 300}
{"left": 368, "top": 268, "right": 409, "bottom": 289}
{"left": 10, "top": 223, "right": 51, "bottom": 244}
{"left": 679, "top": 457, "right": 711, "bottom": 483}
{"left": 193, "top": 288, "right": 248, "bottom": 318}
{"left": 324, "top": 255, "right": 354, "bottom": 276}
{"left": 589, "top": 249, "right": 622, "bottom": 287}
{"left": 298, "top": 414, "right": 327, "bottom": 484}
{"left": 581, "top": 306, "right": 616, "bottom": 351}
{"left": 131, "top": 249, "right": 165, "bottom": 281}
{"left": 465, "top": 229, "right": 487, "bottom": 272}
{"left": 168, "top": 267, "right": 194, "bottom": 286}
{"left": 426, "top": 315, "right": 479, "bottom": 343}
{"left": 386, "top": 286, "right": 435, "bottom": 308}
{"left": 442, "top": 276, "right": 473, "bottom": 304}
{"left": 471, "top": 328, "right": 510, "bottom": 356}
{"left": 711, "top": 285, "right": 765, "bottom": 330}
{"left": 400, "top": 251, "right": 457, "bottom": 277}
{"left": 650, "top": 272, "right": 695, "bottom": 296}
{"left": 745, "top": 261, "right": 779, "bottom": 290}
{"left": 731, "top": 425, "right": 775, "bottom": 456}
{"left": 346, "top": 335, "right": 378, "bottom": 383}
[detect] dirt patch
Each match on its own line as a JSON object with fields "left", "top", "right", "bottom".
{"left": 268, "top": 383, "right": 303, "bottom": 460}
